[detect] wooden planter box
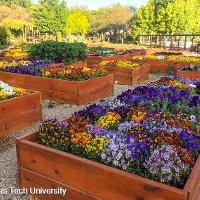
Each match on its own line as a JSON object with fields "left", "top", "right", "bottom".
{"left": 177, "top": 69, "right": 200, "bottom": 79}
{"left": 16, "top": 132, "right": 200, "bottom": 200}
{"left": 87, "top": 54, "right": 135, "bottom": 66}
{"left": 131, "top": 59, "right": 191, "bottom": 74}
{"left": 0, "top": 91, "right": 42, "bottom": 137}
{"left": 104, "top": 64, "right": 150, "bottom": 85}
{"left": 87, "top": 51, "right": 151, "bottom": 67}
{"left": 47, "top": 61, "right": 87, "bottom": 68}
{"left": 0, "top": 71, "right": 114, "bottom": 105}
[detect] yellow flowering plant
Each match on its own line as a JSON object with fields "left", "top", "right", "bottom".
{"left": 116, "top": 61, "right": 140, "bottom": 69}
{"left": 166, "top": 56, "right": 200, "bottom": 63}
{"left": 85, "top": 137, "right": 108, "bottom": 155}
{"left": 96, "top": 112, "right": 121, "bottom": 128}
{"left": 0, "top": 81, "right": 29, "bottom": 101}
{"left": 13, "top": 87, "right": 29, "bottom": 96}
{"left": 70, "top": 132, "right": 108, "bottom": 160}
{"left": 132, "top": 55, "right": 200, "bottom": 63}
{"left": 4, "top": 48, "right": 28, "bottom": 59}
{"left": 0, "top": 91, "right": 8, "bottom": 100}
{"left": 100, "top": 60, "right": 140, "bottom": 69}
{"left": 168, "top": 80, "right": 190, "bottom": 89}
{"left": 0, "top": 60, "right": 32, "bottom": 69}
{"left": 82, "top": 67, "right": 92, "bottom": 72}
{"left": 99, "top": 61, "right": 115, "bottom": 67}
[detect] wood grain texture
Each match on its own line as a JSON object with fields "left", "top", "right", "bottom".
{"left": 184, "top": 156, "right": 200, "bottom": 200}
{"left": 0, "top": 91, "right": 42, "bottom": 137}
{"left": 130, "top": 59, "right": 191, "bottom": 74}
{"left": 19, "top": 168, "right": 102, "bottom": 200}
{"left": 87, "top": 51, "right": 149, "bottom": 66}
{"left": 87, "top": 55, "right": 134, "bottom": 66}
{"left": 104, "top": 64, "right": 150, "bottom": 85}
{"left": 16, "top": 133, "right": 193, "bottom": 200}
{"left": 0, "top": 71, "right": 114, "bottom": 105}
{"left": 176, "top": 70, "right": 200, "bottom": 79}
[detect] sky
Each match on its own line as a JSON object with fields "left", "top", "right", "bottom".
{"left": 32, "top": 0, "right": 148, "bottom": 9}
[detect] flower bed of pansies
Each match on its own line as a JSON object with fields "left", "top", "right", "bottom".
{"left": 0, "top": 81, "right": 29, "bottom": 101}
{"left": 38, "top": 77, "right": 200, "bottom": 189}
{"left": 1, "top": 48, "right": 28, "bottom": 59}
{"left": 0, "top": 60, "right": 51, "bottom": 76}
{"left": 87, "top": 47, "right": 117, "bottom": 56}
{"left": 0, "top": 61, "right": 108, "bottom": 81}
{"left": 135, "top": 55, "right": 200, "bottom": 63}
{"left": 180, "top": 63, "right": 200, "bottom": 72}
{"left": 87, "top": 47, "right": 147, "bottom": 57}
{"left": 0, "top": 60, "right": 32, "bottom": 69}
{"left": 118, "top": 49, "right": 147, "bottom": 55}
{"left": 100, "top": 60, "right": 141, "bottom": 69}
{"left": 154, "top": 51, "right": 183, "bottom": 56}
{"left": 41, "top": 64, "right": 108, "bottom": 81}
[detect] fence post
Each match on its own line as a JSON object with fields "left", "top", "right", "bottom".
{"left": 150, "top": 35, "right": 152, "bottom": 47}
{"left": 191, "top": 37, "right": 194, "bottom": 51}
{"left": 139, "top": 35, "right": 141, "bottom": 45}
{"left": 184, "top": 36, "right": 187, "bottom": 49}
{"left": 170, "top": 36, "right": 173, "bottom": 48}
{"left": 137, "top": 34, "right": 199, "bottom": 49}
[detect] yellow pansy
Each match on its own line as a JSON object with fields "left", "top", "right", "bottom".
{"left": 0, "top": 92, "right": 8, "bottom": 99}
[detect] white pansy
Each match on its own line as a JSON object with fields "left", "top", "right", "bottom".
{"left": 0, "top": 81, "right": 15, "bottom": 95}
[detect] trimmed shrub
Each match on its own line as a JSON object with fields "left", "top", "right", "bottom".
{"left": 29, "top": 40, "right": 87, "bottom": 64}
{"left": 0, "top": 26, "right": 8, "bottom": 45}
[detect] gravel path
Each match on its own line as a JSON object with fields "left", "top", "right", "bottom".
{"left": 0, "top": 74, "right": 161, "bottom": 200}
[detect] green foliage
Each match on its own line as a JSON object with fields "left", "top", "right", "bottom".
{"left": 89, "top": 4, "right": 132, "bottom": 35}
{"left": 2, "top": 19, "right": 26, "bottom": 32}
{"left": 65, "top": 11, "right": 90, "bottom": 35}
{"left": 88, "top": 8, "right": 110, "bottom": 35}
{"left": 132, "top": 0, "right": 200, "bottom": 36}
{"left": 0, "top": 44, "right": 8, "bottom": 49}
{"left": 166, "top": 0, "right": 200, "bottom": 34}
{"left": 29, "top": 40, "right": 87, "bottom": 64}
{"left": 0, "top": 26, "right": 8, "bottom": 45}
{"left": 166, "top": 66, "right": 176, "bottom": 76}
{"left": 132, "top": 0, "right": 175, "bottom": 36}
{"left": 30, "top": 0, "right": 67, "bottom": 34}
{"left": 1, "top": 19, "right": 32, "bottom": 37}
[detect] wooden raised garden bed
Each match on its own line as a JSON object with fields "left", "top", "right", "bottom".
{"left": 177, "top": 69, "right": 200, "bottom": 79}
{"left": 0, "top": 91, "right": 42, "bottom": 137}
{"left": 0, "top": 71, "right": 114, "bottom": 105}
{"left": 130, "top": 59, "right": 191, "bottom": 74}
{"left": 87, "top": 54, "right": 128, "bottom": 66}
{"left": 104, "top": 64, "right": 150, "bottom": 85}
{"left": 16, "top": 132, "right": 200, "bottom": 200}
{"left": 47, "top": 61, "right": 87, "bottom": 68}
{"left": 86, "top": 53, "right": 149, "bottom": 66}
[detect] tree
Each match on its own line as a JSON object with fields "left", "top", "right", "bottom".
{"left": 108, "top": 4, "right": 133, "bottom": 42}
{"left": 132, "top": 0, "right": 200, "bottom": 36}
{"left": 0, "top": 0, "right": 31, "bottom": 8}
{"left": 65, "top": 11, "right": 90, "bottom": 35}
{"left": 1, "top": 18, "right": 32, "bottom": 39}
{"left": 0, "top": 5, "right": 31, "bottom": 23}
{"left": 166, "top": 0, "right": 200, "bottom": 34}
{"left": 132, "top": 0, "right": 175, "bottom": 36}
{"left": 88, "top": 8, "right": 111, "bottom": 35}
{"left": 88, "top": 4, "right": 132, "bottom": 42}
{"left": 30, "top": 0, "right": 67, "bottom": 35}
